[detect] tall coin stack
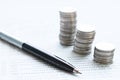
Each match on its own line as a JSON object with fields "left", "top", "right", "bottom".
{"left": 73, "top": 24, "right": 95, "bottom": 54}
{"left": 59, "top": 7, "right": 77, "bottom": 46}
{"left": 94, "top": 42, "right": 115, "bottom": 64}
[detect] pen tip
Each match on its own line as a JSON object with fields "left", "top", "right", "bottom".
{"left": 73, "top": 69, "right": 82, "bottom": 74}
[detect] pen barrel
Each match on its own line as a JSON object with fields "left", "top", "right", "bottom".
{"left": 0, "top": 32, "right": 23, "bottom": 48}
{"left": 22, "top": 43, "right": 74, "bottom": 72}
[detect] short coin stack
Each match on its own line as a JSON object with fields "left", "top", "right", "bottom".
{"left": 73, "top": 24, "right": 95, "bottom": 54}
{"left": 94, "top": 42, "right": 115, "bottom": 64}
{"left": 59, "top": 7, "right": 77, "bottom": 46}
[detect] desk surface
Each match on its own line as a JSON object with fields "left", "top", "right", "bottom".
{"left": 0, "top": 0, "right": 120, "bottom": 80}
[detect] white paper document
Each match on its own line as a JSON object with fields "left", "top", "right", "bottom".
{"left": 0, "top": 39, "right": 120, "bottom": 80}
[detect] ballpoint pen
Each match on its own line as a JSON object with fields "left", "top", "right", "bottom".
{"left": 0, "top": 32, "right": 81, "bottom": 74}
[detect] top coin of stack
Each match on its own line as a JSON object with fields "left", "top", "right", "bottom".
{"left": 73, "top": 24, "right": 96, "bottom": 54}
{"left": 94, "top": 42, "right": 115, "bottom": 64}
{"left": 59, "top": 7, "right": 77, "bottom": 46}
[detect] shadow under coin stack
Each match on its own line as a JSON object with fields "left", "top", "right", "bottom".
{"left": 59, "top": 7, "right": 76, "bottom": 46}
{"left": 73, "top": 24, "right": 95, "bottom": 54}
{"left": 94, "top": 42, "right": 115, "bottom": 64}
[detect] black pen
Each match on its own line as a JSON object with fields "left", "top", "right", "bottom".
{"left": 0, "top": 32, "right": 81, "bottom": 74}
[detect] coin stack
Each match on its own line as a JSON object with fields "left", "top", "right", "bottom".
{"left": 94, "top": 42, "right": 115, "bottom": 64}
{"left": 59, "top": 7, "right": 77, "bottom": 46}
{"left": 73, "top": 24, "right": 95, "bottom": 54}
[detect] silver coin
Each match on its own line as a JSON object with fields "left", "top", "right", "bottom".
{"left": 60, "top": 25, "right": 76, "bottom": 30}
{"left": 60, "top": 30, "right": 76, "bottom": 34}
{"left": 73, "top": 50, "right": 91, "bottom": 54}
{"left": 60, "top": 14, "right": 76, "bottom": 18}
{"left": 95, "top": 42, "right": 115, "bottom": 52}
{"left": 60, "top": 29, "right": 76, "bottom": 34}
{"left": 59, "top": 36, "right": 74, "bottom": 41}
{"left": 77, "top": 31, "right": 95, "bottom": 37}
{"left": 60, "top": 22, "right": 76, "bottom": 28}
{"left": 94, "top": 57, "right": 113, "bottom": 64}
{"left": 60, "top": 32, "right": 75, "bottom": 37}
{"left": 59, "top": 39, "right": 75, "bottom": 44}
{"left": 60, "top": 16, "right": 76, "bottom": 19}
{"left": 94, "top": 54, "right": 113, "bottom": 60}
{"left": 60, "top": 17, "right": 76, "bottom": 22}
{"left": 94, "top": 57, "right": 113, "bottom": 62}
{"left": 60, "top": 20, "right": 77, "bottom": 24}
{"left": 73, "top": 46, "right": 91, "bottom": 51}
{"left": 60, "top": 12, "right": 76, "bottom": 17}
{"left": 95, "top": 47, "right": 115, "bottom": 53}
{"left": 73, "top": 50, "right": 91, "bottom": 55}
{"left": 59, "top": 35, "right": 74, "bottom": 41}
{"left": 75, "top": 38, "right": 94, "bottom": 43}
{"left": 76, "top": 32, "right": 95, "bottom": 39}
{"left": 94, "top": 58, "right": 113, "bottom": 62}
{"left": 94, "top": 54, "right": 113, "bottom": 64}
{"left": 59, "top": 8, "right": 76, "bottom": 17}
{"left": 60, "top": 10, "right": 76, "bottom": 17}
{"left": 94, "top": 49, "right": 114, "bottom": 57}
{"left": 60, "top": 28, "right": 76, "bottom": 32}
{"left": 60, "top": 22, "right": 76, "bottom": 27}
{"left": 60, "top": 38, "right": 74, "bottom": 42}
{"left": 74, "top": 40, "right": 92, "bottom": 48}
{"left": 59, "top": 33, "right": 75, "bottom": 38}
{"left": 73, "top": 48, "right": 91, "bottom": 54}
{"left": 76, "top": 24, "right": 95, "bottom": 39}
{"left": 60, "top": 28, "right": 76, "bottom": 33}
{"left": 77, "top": 30, "right": 95, "bottom": 35}
{"left": 94, "top": 56, "right": 113, "bottom": 60}
{"left": 60, "top": 40, "right": 74, "bottom": 46}
{"left": 77, "top": 24, "right": 95, "bottom": 33}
